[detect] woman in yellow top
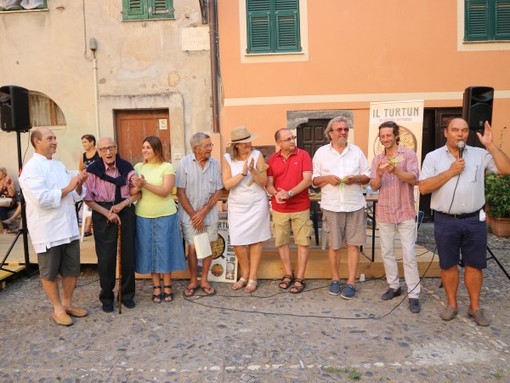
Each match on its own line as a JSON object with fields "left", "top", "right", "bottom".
{"left": 132, "top": 136, "right": 186, "bottom": 303}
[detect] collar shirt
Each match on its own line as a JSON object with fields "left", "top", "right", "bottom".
{"left": 175, "top": 153, "right": 223, "bottom": 225}
{"left": 312, "top": 143, "right": 370, "bottom": 212}
{"left": 419, "top": 145, "right": 497, "bottom": 214}
{"left": 370, "top": 145, "right": 418, "bottom": 223}
{"left": 267, "top": 148, "right": 312, "bottom": 213}
{"left": 19, "top": 153, "right": 85, "bottom": 253}
{"left": 84, "top": 161, "right": 135, "bottom": 202}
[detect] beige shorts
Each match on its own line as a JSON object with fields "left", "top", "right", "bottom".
{"left": 322, "top": 208, "right": 366, "bottom": 249}
{"left": 271, "top": 209, "right": 312, "bottom": 247}
{"left": 180, "top": 221, "right": 218, "bottom": 245}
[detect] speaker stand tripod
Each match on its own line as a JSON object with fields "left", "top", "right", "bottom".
{"left": 487, "top": 245, "right": 510, "bottom": 280}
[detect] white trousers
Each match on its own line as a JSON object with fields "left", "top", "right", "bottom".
{"left": 379, "top": 219, "right": 421, "bottom": 299}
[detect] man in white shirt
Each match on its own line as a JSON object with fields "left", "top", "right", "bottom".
{"left": 312, "top": 116, "right": 370, "bottom": 299}
{"left": 19, "top": 127, "right": 88, "bottom": 326}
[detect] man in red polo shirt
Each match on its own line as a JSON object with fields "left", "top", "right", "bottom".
{"left": 267, "top": 128, "right": 313, "bottom": 293}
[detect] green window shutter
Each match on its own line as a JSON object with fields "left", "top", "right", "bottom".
{"left": 150, "top": 0, "right": 174, "bottom": 19}
{"left": 247, "top": 0, "right": 300, "bottom": 53}
{"left": 123, "top": 0, "right": 174, "bottom": 20}
{"left": 247, "top": 0, "right": 272, "bottom": 52}
{"left": 123, "top": 0, "right": 147, "bottom": 20}
{"left": 248, "top": 11, "right": 272, "bottom": 52}
{"left": 465, "top": 0, "right": 490, "bottom": 41}
{"left": 465, "top": 0, "right": 510, "bottom": 41}
{"left": 275, "top": 9, "right": 301, "bottom": 51}
{"left": 495, "top": 0, "right": 510, "bottom": 39}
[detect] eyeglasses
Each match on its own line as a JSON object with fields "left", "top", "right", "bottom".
{"left": 333, "top": 128, "right": 349, "bottom": 133}
{"left": 201, "top": 143, "right": 214, "bottom": 149}
{"left": 98, "top": 145, "right": 117, "bottom": 153}
{"left": 280, "top": 136, "right": 297, "bottom": 142}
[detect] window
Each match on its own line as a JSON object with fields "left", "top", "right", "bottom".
{"left": 29, "top": 92, "right": 66, "bottom": 127}
{"left": 246, "top": 0, "right": 301, "bottom": 53}
{"left": 0, "top": 0, "right": 46, "bottom": 12}
{"left": 465, "top": 0, "right": 510, "bottom": 41}
{"left": 122, "top": 0, "right": 174, "bottom": 21}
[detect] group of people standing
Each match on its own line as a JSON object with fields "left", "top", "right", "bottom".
{"left": 18, "top": 113, "right": 510, "bottom": 327}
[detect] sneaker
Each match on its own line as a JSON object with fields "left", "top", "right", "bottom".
{"left": 381, "top": 287, "right": 402, "bottom": 300}
{"left": 341, "top": 284, "right": 356, "bottom": 300}
{"left": 328, "top": 280, "right": 341, "bottom": 296}
{"left": 409, "top": 298, "right": 421, "bottom": 314}
{"left": 467, "top": 308, "right": 490, "bottom": 326}
{"left": 440, "top": 305, "right": 458, "bottom": 321}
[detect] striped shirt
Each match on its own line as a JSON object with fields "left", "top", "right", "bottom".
{"left": 370, "top": 145, "right": 418, "bottom": 223}
{"left": 175, "top": 153, "right": 223, "bottom": 225}
{"left": 84, "top": 161, "right": 135, "bottom": 203}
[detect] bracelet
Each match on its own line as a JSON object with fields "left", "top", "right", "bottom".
{"left": 241, "top": 172, "right": 247, "bottom": 176}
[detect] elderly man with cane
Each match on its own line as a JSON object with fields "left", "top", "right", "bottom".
{"left": 84, "top": 137, "right": 140, "bottom": 313}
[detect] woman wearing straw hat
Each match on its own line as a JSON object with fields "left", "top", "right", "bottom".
{"left": 222, "top": 126, "right": 271, "bottom": 293}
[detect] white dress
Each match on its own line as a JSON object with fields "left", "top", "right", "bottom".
{"left": 224, "top": 150, "right": 271, "bottom": 246}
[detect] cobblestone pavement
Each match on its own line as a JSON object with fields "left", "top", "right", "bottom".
{"left": 0, "top": 223, "right": 509, "bottom": 382}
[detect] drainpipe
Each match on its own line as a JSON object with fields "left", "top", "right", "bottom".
{"left": 208, "top": 0, "right": 219, "bottom": 133}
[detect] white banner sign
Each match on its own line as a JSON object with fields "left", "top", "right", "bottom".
{"left": 368, "top": 100, "right": 424, "bottom": 167}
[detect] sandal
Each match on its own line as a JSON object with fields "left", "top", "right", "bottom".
{"left": 232, "top": 277, "right": 248, "bottom": 290}
{"left": 152, "top": 286, "right": 162, "bottom": 303}
{"left": 245, "top": 279, "right": 258, "bottom": 293}
{"left": 183, "top": 286, "right": 197, "bottom": 297}
{"left": 163, "top": 285, "right": 173, "bottom": 302}
{"left": 278, "top": 273, "right": 295, "bottom": 289}
{"left": 290, "top": 278, "right": 306, "bottom": 294}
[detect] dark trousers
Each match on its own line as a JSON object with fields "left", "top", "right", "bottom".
{"left": 92, "top": 204, "right": 136, "bottom": 305}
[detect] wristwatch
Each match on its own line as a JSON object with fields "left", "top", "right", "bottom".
{"left": 288, "top": 190, "right": 294, "bottom": 198}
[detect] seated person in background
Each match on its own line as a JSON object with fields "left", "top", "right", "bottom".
{"left": 2, "top": 204, "right": 22, "bottom": 233}
{"left": 0, "top": 167, "right": 18, "bottom": 227}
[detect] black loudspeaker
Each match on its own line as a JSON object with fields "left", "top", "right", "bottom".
{"left": 462, "top": 86, "right": 494, "bottom": 131}
{"left": 0, "top": 85, "right": 31, "bottom": 132}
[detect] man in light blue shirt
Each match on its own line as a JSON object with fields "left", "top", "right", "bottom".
{"left": 176, "top": 133, "right": 223, "bottom": 297}
{"left": 419, "top": 118, "right": 510, "bottom": 326}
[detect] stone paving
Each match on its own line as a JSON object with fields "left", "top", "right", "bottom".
{"left": 0, "top": 223, "right": 509, "bottom": 382}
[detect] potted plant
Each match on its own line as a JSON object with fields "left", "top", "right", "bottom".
{"left": 485, "top": 172, "right": 510, "bottom": 237}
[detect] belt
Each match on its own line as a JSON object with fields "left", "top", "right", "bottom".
{"left": 436, "top": 210, "right": 479, "bottom": 219}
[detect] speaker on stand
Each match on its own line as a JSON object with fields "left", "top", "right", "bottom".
{"left": 462, "top": 86, "right": 494, "bottom": 148}
{"left": 0, "top": 85, "right": 33, "bottom": 276}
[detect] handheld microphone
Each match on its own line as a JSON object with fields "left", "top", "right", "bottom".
{"left": 457, "top": 141, "right": 465, "bottom": 158}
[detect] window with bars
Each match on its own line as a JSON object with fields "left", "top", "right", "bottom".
{"left": 122, "top": 0, "right": 174, "bottom": 21}
{"left": 465, "top": 0, "right": 510, "bottom": 41}
{"left": 246, "top": 0, "right": 301, "bottom": 53}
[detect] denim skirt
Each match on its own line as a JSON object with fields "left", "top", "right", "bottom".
{"left": 135, "top": 213, "right": 186, "bottom": 274}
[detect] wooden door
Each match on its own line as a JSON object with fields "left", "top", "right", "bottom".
{"left": 419, "top": 108, "right": 462, "bottom": 220}
{"left": 296, "top": 119, "right": 330, "bottom": 159}
{"left": 115, "top": 110, "right": 170, "bottom": 165}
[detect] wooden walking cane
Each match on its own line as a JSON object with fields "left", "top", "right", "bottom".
{"left": 117, "top": 222, "right": 122, "bottom": 314}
